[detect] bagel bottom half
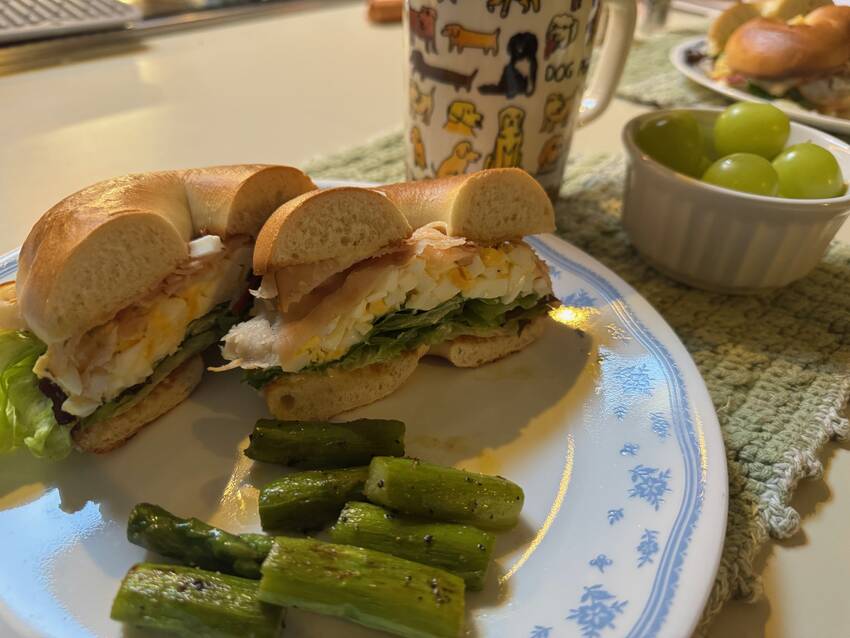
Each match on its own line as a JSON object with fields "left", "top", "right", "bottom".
{"left": 428, "top": 315, "right": 547, "bottom": 368}
{"left": 262, "top": 347, "right": 428, "bottom": 420}
{"left": 72, "top": 355, "right": 205, "bottom": 454}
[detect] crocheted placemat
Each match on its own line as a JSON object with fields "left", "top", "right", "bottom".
{"left": 616, "top": 28, "right": 728, "bottom": 109}
{"left": 306, "top": 136, "right": 850, "bottom": 631}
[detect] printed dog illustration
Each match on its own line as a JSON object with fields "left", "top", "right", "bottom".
{"left": 486, "top": 0, "right": 540, "bottom": 19}
{"left": 540, "top": 92, "right": 573, "bottom": 133}
{"left": 411, "top": 50, "right": 479, "bottom": 91}
{"left": 409, "top": 5, "right": 438, "bottom": 53}
{"left": 442, "top": 24, "right": 500, "bottom": 56}
{"left": 484, "top": 105, "right": 524, "bottom": 169}
{"left": 410, "top": 126, "right": 427, "bottom": 169}
{"left": 478, "top": 32, "right": 538, "bottom": 98}
{"left": 444, "top": 100, "right": 484, "bottom": 137}
{"left": 544, "top": 13, "right": 579, "bottom": 60}
{"left": 433, "top": 141, "right": 481, "bottom": 177}
{"left": 537, "top": 135, "right": 565, "bottom": 174}
{"left": 409, "top": 80, "right": 436, "bottom": 125}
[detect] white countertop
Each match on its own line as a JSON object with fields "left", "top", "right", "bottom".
{"left": 1, "top": 3, "right": 849, "bottom": 636}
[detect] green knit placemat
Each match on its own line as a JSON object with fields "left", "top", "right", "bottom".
{"left": 616, "top": 28, "right": 727, "bottom": 109}
{"left": 306, "top": 135, "right": 850, "bottom": 631}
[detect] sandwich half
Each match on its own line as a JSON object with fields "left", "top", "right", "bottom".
{"left": 0, "top": 165, "right": 315, "bottom": 458}
{"left": 706, "top": 2, "right": 850, "bottom": 117}
{"left": 219, "top": 168, "right": 556, "bottom": 420}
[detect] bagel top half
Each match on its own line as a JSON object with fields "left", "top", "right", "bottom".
{"left": 17, "top": 164, "right": 316, "bottom": 344}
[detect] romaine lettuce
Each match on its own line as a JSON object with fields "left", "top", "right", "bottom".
{"left": 245, "top": 293, "right": 552, "bottom": 389}
{"left": 0, "top": 303, "right": 241, "bottom": 459}
{"left": 0, "top": 330, "right": 70, "bottom": 460}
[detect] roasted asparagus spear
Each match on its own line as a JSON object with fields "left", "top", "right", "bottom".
{"left": 244, "top": 418, "right": 405, "bottom": 468}
{"left": 127, "top": 503, "right": 273, "bottom": 579}
{"left": 259, "top": 536, "right": 465, "bottom": 638}
{"left": 258, "top": 466, "right": 368, "bottom": 531}
{"left": 330, "top": 501, "right": 494, "bottom": 589}
{"left": 111, "top": 563, "right": 283, "bottom": 638}
{"left": 365, "top": 457, "right": 524, "bottom": 530}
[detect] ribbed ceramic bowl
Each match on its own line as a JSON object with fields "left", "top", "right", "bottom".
{"left": 621, "top": 108, "right": 850, "bottom": 293}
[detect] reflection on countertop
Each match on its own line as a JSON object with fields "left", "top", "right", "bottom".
{"left": 0, "top": 0, "right": 339, "bottom": 74}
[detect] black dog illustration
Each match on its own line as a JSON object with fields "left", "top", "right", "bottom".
{"left": 478, "top": 32, "right": 538, "bottom": 98}
{"left": 410, "top": 50, "right": 478, "bottom": 92}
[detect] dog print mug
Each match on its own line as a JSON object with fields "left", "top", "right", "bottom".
{"left": 404, "top": 0, "right": 636, "bottom": 194}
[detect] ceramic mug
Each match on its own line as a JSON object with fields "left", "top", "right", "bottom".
{"left": 404, "top": 0, "right": 636, "bottom": 193}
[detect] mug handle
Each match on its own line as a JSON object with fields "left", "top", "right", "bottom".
{"left": 577, "top": 0, "right": 637, "bottom": 126}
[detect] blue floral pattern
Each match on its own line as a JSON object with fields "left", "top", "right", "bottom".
{"left": 530, "top": 625, "right": 553, "bottom": 638}
{"left": 589, "top": 554, "right": 613, "bottom": 573}
{"left": 567, "top": 585, "right": 628, "bottom": 638}
{"left": 650, "top": 413, "right": 670, "bottom": 440}
{"left": 561, "top": 288, "right": 596, "bottom": 307}
{"left": 525, "top": 237, "right": 709, "bottom": 638}
{"left": 614, "top": 363, "right": 655, "bottom": 397}
{"left": 607, "top": 508, "right": 624, "bottom": 525}
{"left": 628, "top": 465, "right": 672, "bottom": 511}
{"left": 620, "top": 443, "right": 639, "bottom": 456}
{"left": 637, "top": 529, "right": 660, "bottom": 567}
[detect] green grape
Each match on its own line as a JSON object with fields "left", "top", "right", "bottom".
{"left": 635, "top": 111, "right": 704, "bottom": 177}
{"left": 701, "top": 153, "right": 780, "bottom": 196}
{"left": 772, "top": 142, "right": 845, "bottom": 199}
{"left": 713, "top": 102, "right": 790, "bottom": 160}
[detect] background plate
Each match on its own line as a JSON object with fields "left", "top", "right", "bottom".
{"left": 670, "top": 37, "right": 850, "bottom": 136}
{"left": 0, "top": 189, "right": 727, "bottom": 638}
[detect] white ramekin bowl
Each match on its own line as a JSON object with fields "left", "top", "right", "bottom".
{"left": 621, "top": 108, "right": 850, "bottom": 293}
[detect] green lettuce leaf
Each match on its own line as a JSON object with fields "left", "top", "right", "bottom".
{"left": 244, "top": 294, "right": 552, "bottom": 389}
{"left": 0, "top": 330, "right": 71, "bottom": 460}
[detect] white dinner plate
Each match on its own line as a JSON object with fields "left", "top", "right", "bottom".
{"left": 670, "top": 37, "right": 850, "bottom": 136}
{"left": 0, "top": 181, "right": 727, "bottom": 638}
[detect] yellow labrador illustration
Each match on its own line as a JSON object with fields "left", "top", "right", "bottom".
{"left": 409, "top": 80, "right": 436, "bottom": 125}
{"left": 443, "top": 101, "right": 484, "bottom": 137}
{"left": 537, "top": 134, "right": 565, "bottom": 174}
{"left": 433, "top": 141, "right": 481, "bottom": 177}
{"left": 410, "top": 126, "right": 427, "bottom": 169}
{"left": 484, "top": 105, "right": 525, "bottom": 169}
{"left": 540, "top": 92, "right": 573, "bottom": 133}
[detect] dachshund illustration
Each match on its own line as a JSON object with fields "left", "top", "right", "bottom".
{"left": 409, "top": 5, "right": 438, "bottom": 53}
{"left": 478, "top": 32, "right": 538, "bottom": 98}
{"left": 442, "top": 24, "right": 500, "bottom": 56}
{"left": 484, "top": 106, "right": 524, "bottom": 169}
{"left": 409, "top": 79, "right": 436, "bottom": 125}
{"left": 486, "top": 0, "right": 540, "bottom": 19}
{"left": 537, "top": 135, "right": 565, "bottom": 174}
{"left": 444, "top": 100, "right": 484, "bottom": 137}
{"left": 410, "top": 126, "right": 427, "bottom": 169}
{"left": 540, "top": 92, "right": 573, "bottom": 133}
{"left": 433, "top": 141, "right": 481, "bottom": 177}
{"left": 411, "top": 50, "right": 478, "bottom": 92}
{"left": 544, "top": 13, "right": 579, "bottom": 60}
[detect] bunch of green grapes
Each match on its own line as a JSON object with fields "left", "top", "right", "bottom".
{"left": 635, "top": 102, "right": 846, "bottom": 199}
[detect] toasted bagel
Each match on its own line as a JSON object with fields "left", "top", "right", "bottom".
{"left": 725, "top": 5, "right": 850, "bottom": 78}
